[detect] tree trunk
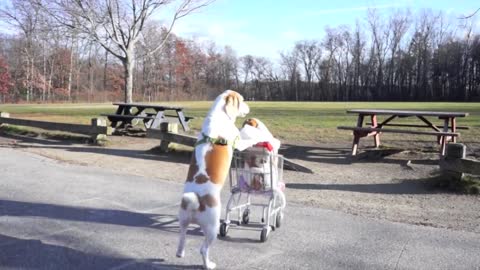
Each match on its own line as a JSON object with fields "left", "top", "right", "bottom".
{"left": 103, "top": 51, "right": 108, "bottom": 92}
{"left": 67, "top": 44, "right": 74, "bottom": 101}
{"left": 48, "top": 57, "right": 55, "bottom": 101}
{"left": 123, "top": 51, "right": 135, "bottom": 103}
{"left": 42, "top": 41, "right": 47, "bottom": 102}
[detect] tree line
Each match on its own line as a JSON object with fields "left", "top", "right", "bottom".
{"left": 0, "top": 2, "right": 479, "bottom": 103}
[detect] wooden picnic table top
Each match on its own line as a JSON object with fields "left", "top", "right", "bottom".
{"left": 346, "top": 109, "right": 469, "bottom": 118}
{"left": 112, "top": 102, "right": 184, "bottom": 110}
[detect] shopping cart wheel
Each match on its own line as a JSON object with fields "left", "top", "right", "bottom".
{"left": 242, "top": 209, "right": 250, "bottom": 224}
{"left": 219, "top": 222, "right": 229, "bottom": 237}
{"left": 275, "top": 211, "right": 283, "bottom": 228}
{"left": 260, "top": 226, "right": 270, "bottom": 242}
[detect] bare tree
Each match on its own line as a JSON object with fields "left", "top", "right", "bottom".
{"left": 320, "top": 27, "right": 343, "bottom": 100}
{"left": 386, "top": 10, "right": 410, "bottom": 97}
{"left": 349, "top": 21, "right": 365, "bottom": 100}
{"left": 280, "top": 50, "right": 300, "bottom": 100}
{"left": 0, "top": 0, "right": 43, "bottom": 102}
{"left": 220, "top": 46, "right": 238, "bottom": 90}
{"left": 294, "top": 40, "right": 321, "bottom": 100}
{"left": 367, "top": 8, "right": 390, "bottom": 99}
{"left": 240, "top": 55, "right": 254, "bottom": 91}
{"left": 36, "top": 0, "right": 213, "bottom": 103}
{"left": 459, "top": 8, "right": 480, "bottom": 19}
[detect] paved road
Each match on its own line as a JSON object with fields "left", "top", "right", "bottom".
{"left": 0, "top": 147, "right": 479, "bottom": 270}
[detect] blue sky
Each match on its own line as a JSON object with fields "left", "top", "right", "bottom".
{"left": 1, "top": 0, "right": 478, "bottom": 60}
{"left": 171, "top": 0, "right": 480, "bottom": 59}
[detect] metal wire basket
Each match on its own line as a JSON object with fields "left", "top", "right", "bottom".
{"left": 220, "top": 146, "right": 286, "bottom": 242}
{"left": 229, "top": 146, "right": 284, "bottom": 193}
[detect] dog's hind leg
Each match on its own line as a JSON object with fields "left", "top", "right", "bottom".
{"left": 199, "top": 217, "right": 219, "bottom": 270}
{"left": 176, "top": 213, "right": 189, "bottom": 258}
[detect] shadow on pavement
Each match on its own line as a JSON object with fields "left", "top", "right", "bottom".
{"left": 286, "top": 176, "right": 449, "bottom": 195}
{"left": 0, "top": 132, "right": 191, "bottom": 165}
{"left": 280, "top": 143, "right": 439, "bottom": 166}
{"left": 0, "top": 199, "right": 204, "bottom": 237}
{"left": 0, "top": 233, "right": 205, "bottom": 269}
{"left": 0, "top": 199, "right": 209, "bottom": 269}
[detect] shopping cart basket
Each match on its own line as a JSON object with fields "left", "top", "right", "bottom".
{"left": 219, "top": 145, "right": 286, "bottom": 242}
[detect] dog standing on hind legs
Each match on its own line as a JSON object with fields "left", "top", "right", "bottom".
{"left": 176, "top": 90, "right": 253, "bottom": 269}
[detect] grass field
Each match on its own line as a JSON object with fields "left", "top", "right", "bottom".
{"left": 1, "top": 102, "right": 479, "bottom": 144}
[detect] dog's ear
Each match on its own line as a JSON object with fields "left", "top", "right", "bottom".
{"left": 224, "top": 92, "right": 240, "bottom": 119}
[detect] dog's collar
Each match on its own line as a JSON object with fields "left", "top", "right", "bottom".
{"left": 195, "top": 133, "right": 239, "bottom": 148}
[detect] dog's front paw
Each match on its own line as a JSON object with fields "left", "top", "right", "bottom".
{"left": 204, "top": 261, "right": 216, "bottom": 269}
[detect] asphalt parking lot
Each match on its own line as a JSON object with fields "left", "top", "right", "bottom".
{"left": 1, "top": 147, "right": 479, "bottom": 269}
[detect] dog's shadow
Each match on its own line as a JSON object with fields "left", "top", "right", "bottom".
{"left": 0, "top": 233, "right": 207, "bottom": 270}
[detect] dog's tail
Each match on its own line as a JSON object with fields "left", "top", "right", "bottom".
{"left": 180, "top": 192, "right": 200, "bottom": 212}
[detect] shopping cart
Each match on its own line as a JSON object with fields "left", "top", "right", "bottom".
{"left": 219, "top": 145, "right": 286, "bottom": 242}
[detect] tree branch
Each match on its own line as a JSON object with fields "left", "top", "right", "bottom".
{"left": 144, "top": 0, "right": 214, "bottom": 57}
{"left": 459, "top": 8, "right": 480, "bottom": 19}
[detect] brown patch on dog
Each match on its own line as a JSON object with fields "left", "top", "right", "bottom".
{"left": 224, "top": 91, "right": 241, "bottom": 119}
{"left": 185, "top": 150, "right": 198, "bottom": 182}
{"left": 204, "top": 144, "right": 231, "bottom": 185}
{"left": 180, "top": 197, "right": 189, "bottom": 210}
{"left": 194, "top": 173, "right": 209, "bottom": 184}
{"left": 202, "top": 194, "right": 218, "bottom": 208}
{"left": 243, "top": 118, "right": 259, "bottom": 128}
{"left": 196, "top": 193, "right": 218, "bottom": 212}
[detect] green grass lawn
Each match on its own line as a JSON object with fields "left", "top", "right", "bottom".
{"left": 1, "top": 102, "right": 479, "bottom": 144}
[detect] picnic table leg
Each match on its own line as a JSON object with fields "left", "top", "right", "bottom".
{"left": 351, "top": 135, "right": 361, "bottom": 155}
{"left": 371, "top": 115, "right": 380, "bottom": 147}
{"left": 176, "top": 110, "right": 190, "bottom": 132}
{"left": 117, "top": 105, "right": 138, "bottom": 129}
{"left": 159, "top": 122, "right": 179, "bottom": 152}
{"left": 151, "top": 110, "right": 166, "bottom": 129}
{"left": 130, "top": 108, "right": 147, "bottom": 127}
{"left": 351, "top": 115, "right": 364, "bottom": 155}
{"left": 440, "top": 136, "right": 447, "bottom": 156}
{"left": 111, "top": 105, "right": 127, "bottom": 128}
{"left": 115, "top": 105, "right": 126, "bottom": 115}
{"left": 440, "top": 118, "right": 450, "bottom": 156}
{"left": 450, "top": 117, "right": 457, "bottom": 143}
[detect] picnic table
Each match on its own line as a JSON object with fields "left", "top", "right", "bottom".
{"left": 337, "top": 109, "right": 469, "bottom": 156}
{"left": 101, "top": 102, "right": 194, "bottom": 132}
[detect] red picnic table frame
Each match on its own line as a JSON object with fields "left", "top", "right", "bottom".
{"left": 337, "top": 109, "right": 469, "bottom": 156}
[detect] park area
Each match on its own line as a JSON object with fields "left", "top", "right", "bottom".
{"left": 1, "top": 101, "right": 479, "bottom": 235}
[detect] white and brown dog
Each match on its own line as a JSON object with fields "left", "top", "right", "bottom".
{"left": 241, "top": 118, "right": 281, "bottom": 153}
{"left": 176, "top": 90, "right": 252, "bottom": 269}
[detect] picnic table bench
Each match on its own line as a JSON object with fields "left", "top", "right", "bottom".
{"left": 337, "top": 109, "right": 469, "bottom": 156}
{"left": 100, "top": 102, "right": 194, "bottom": 132}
